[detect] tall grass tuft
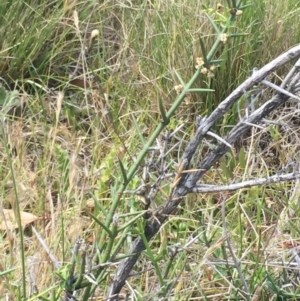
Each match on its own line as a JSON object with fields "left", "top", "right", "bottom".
{"left": 0, "top": 0, "right": 300, "bottom": 300}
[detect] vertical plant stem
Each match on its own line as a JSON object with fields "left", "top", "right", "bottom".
{"left": 0, "top": 125, "right": 26, "bottom": 299}
{"left": 98, "top": 69, "right": 202, "bottom": 249}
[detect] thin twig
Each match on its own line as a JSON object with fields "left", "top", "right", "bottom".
{"left": 191, "top": 172, "right": 300, "bottom": 193}
{"left": 32, "top": 226, "right": 61, "bottom": 270}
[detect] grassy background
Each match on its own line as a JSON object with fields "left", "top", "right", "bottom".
{"left": 1, "top": 0, "right": 300, "bottom": 300}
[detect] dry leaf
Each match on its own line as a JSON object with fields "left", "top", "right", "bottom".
{"left": 0, "top": 209, "right": 39, "bottom": 230}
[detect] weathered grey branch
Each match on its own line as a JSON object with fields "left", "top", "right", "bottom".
{"left": 107, "top": 44, "right": 300, "bottom": 299}
{"left": 184, "top": 90, "right": 291, "bottom": 188}
{"left": 261, "top": 78, "right": 300, "bottom": 101}
{"left": 179, "top": 44, "right": 300, "bottom": 173}
{"left": 191, "top": 172, "right": 300, "bottom": 193}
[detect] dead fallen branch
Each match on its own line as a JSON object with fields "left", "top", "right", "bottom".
{"left": 107, "top": 45, "right": 300, "bottom": 299}
{"left": 191, "top": 172, "right": 300, "bottom": 193}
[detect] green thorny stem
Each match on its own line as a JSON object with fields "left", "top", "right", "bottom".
{"left": 81, "top": 0, "right": 246, "bottom": 298}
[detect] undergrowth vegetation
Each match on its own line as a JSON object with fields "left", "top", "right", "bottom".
{"left": 1, "top": 0, "right": 300, "bottom": 300}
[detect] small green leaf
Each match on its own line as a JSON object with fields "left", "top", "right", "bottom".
{"left": 0, "top": 88, "right": 23, "bottom": 118}
{"left": 158, "top": 98, "right": 169, "bottom": 125}
{"left": 219, "top": 159, "right": 233, "bottom": 179}
{"left": 238, "top": 147, "right": 246, "bottom": 170}
{"left": 118, "top": 158, "right": 128, "bottom": 184}
{"left": 56, "top": 263, "right": 72, "bottom": 282}
{"left": 0, "top": 86, "right": 8, "bottom": 105}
